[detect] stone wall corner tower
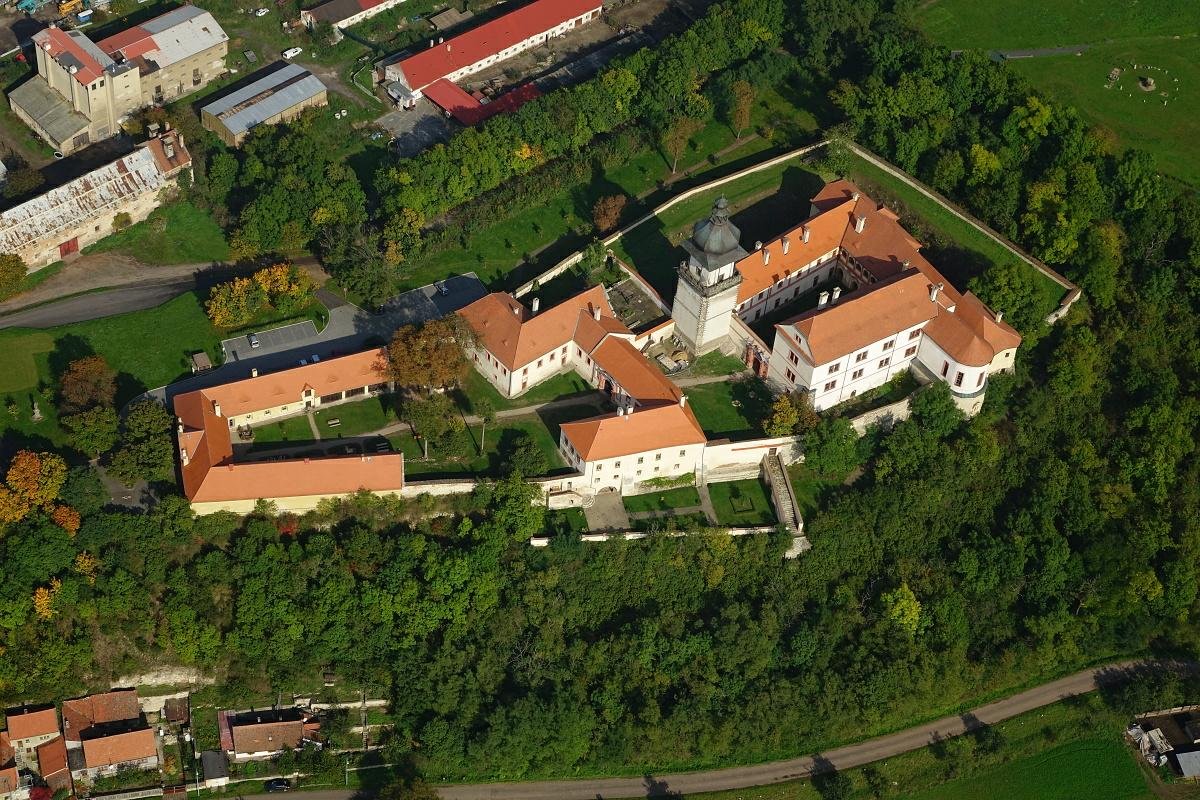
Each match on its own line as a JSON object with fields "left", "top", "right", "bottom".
{"left": 672, "top": 196, "right": 746, "bottom": 354}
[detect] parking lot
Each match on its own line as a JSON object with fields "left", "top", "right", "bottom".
{"left": 222, "top": 320, "right": 320, "bottom": 364}
{"left": 377, "top": 99, "right": 454, "bottom": 157}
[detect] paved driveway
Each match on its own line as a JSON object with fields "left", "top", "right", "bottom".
{"left": 583, "top": 492, "right": 629, "bottom": 532}
{"left": 146, "top": 274, "right": 487, "bottom": 407}
{"left": 376, "top": 99, "right": 454, "bottom": 157}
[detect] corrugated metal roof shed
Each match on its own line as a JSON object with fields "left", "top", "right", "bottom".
{"left": 201, "top": 64, "right": 326, "bottom": 138}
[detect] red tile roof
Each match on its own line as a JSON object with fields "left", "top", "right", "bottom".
{"left": 560, "top": 402, "right": 706, "bottom": 461}
{"left": 396, "top": 0, "right": 601, "bottom": 91}
{"left": 0, "top": 731, "right": 12, "bottom": 765}
{"left": 0, "top": 766, "right": 17, "bottom": 795}
{"left": 35, "top": 27, "right": 105, "bottom": 84}
{"left": 97, "top": 24, "right": 156, "bottom": 59}
{"left": 61, "top": 691, "right": 139, "bottom": 742}
{"left": 459, "top": 286, "right": 612, "bottom": 370}
{"left": 422, "top": 78, "right": 542, "bottom": 125}
{"left": 4, "top": 705, "right": 59, "bottom": 742}
{"left": 231, "top": 719, "right": 304, "bottom": 755}
{"left": 173, "top": 349, "right": 405, "bottom": 505}
{"left": 36, "top": 736, "right": 69, "bottom": 783}
{"left": 82, "top": 728, "right": 157, "bottom": 769}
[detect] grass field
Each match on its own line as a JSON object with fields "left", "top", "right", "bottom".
{"left": 914, "top": 0, "right": 1200, "bottom": 187}
{"left": 84, "top": 201, "right": 230, "bottom": 265}
{"left": 623, "top": 486, "right": 703, "bottom": 514}
{"left": 313, "top": 396, "right": 396, "bottom": 438}
{"left": 841, "top": 153, "right": 1068, "bottom": 317}
{"left": 708, "top": 479, "right": 775, "bottom": 526}
{"left": 251, "top": 415, "right": 313, "bottom": 446}
{"left": 458, "top": 369, "right": 595, "bottom": 413}
{"left": 391, "top": 414, "right": 565, "bottom": 478}
{"left": 685, "top": 379, "right": 773, "bottom": 441}
{"left": 681, "top": 693, "right": 1160, "bottom": 800}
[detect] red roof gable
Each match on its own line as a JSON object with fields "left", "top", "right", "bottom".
{"left": 97, "top": 24, "right": 156, "bottom": 59}
{"left": 397, "top": 0, "right": 600, "bottom": 91}
{"left": 36, "top": 27, "right": 104, "bottom": 84}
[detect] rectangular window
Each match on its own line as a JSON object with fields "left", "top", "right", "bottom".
{"left": 879, "top": 358, "right": 891, "bottom": 368}
{"left": 904, "top": 346, "right": 917, "bottom": 357}
{"left": 549, "top": 352, "right": 556, "bottom": 361}
{"left": 785, "top": 369, "right": 796, "bottom": 382}
{"left": 828, "top": 363, "right": 840, "bottom": 374}
{"left": 596, "top": 463, "right": 603, "bottom": 471}
{"left": 679, "top": 450, "right": 686, "bottom": 456}
{"left": 537, "top": 359, "right": 543, "bottom": 367}
{"left": 882, "top": 340, "right": 893, "bottom": 351}
{"left": 851, "top": 368, "right": 863, "bottom": 380}
{"left": 855, "top": 352, "right": 868, "bottom": 363}
{"left": 655, "top": 453, "right": 662, "bottom": 461}
{"left": 909, "top": 329, "right": 921, "bottom": 340}
{"left": 955, "top": 371, "right": 964, "bottom": 387}
{"left": 824, "top": 380, "right": 837, "bottom": 391}
{"left": 614, "top": 461, "right": 620, "bottom": 468}
{"left": 789, "top": 352, "right": 799, "bottom": 365}
{"left": 523, "top": 367, "right": 528, "bottom": 376}
{"left": 637, "top": 457, "right": 644, "bottom": 465}
{"left": 576, "top": 347, "right": 583, "bottom": 357}
{"left": 561, "top": 346, "right": 567, "bottom": 355}
{"left": 941, "top": 361, "right": 950, "bottom": 377}
{"left": 977, "top": 372, "right": 985, "bottom": 387}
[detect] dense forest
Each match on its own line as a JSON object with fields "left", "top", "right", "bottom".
{"left": 2, "top": 0, "right": 1200, "bottom": 784}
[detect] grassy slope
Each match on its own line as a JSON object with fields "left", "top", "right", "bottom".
{"left": 913, "top": 0, "right": 1199, "bottom": 187}
{"left": 85, "top": 201, "right": 230, "bottom": 265}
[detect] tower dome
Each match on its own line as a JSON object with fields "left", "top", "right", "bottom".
{"left": 691, "top": 196, "right": 742, "bottom": 257}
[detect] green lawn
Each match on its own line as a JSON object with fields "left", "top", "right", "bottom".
{"left": 84, "top": 201, "right": 230, "bottom": 265}
{"left": 685, "top": 379, "right": 773, "bottom": 440}
{"left": 841, "top": 152, "right": 1067, "bottom": 316}
{"left": 458, "top": 368, "right": 596, "bottom": 413}
{"left": 313, "top": 396, "right": 396, "bottom": 438}
{"left": 0, "top": 292, "right": 221, "bottom": 404}
{"left": 623, "top": 486, "right": 702, "bottom": 514}
{"left": 251, "top": 415, "right": 315, "bottom": 446}
{"left": 708, "top": 479, "right": 775, "bottom": 526}
{"left": 787, "top": 463, "right": 842, "bottom": 520}
{"left": 392, "top": 414, "right": 564, "bottom": 478}
{"left": 680, "top": 351, "right": 747, "bottom": 377}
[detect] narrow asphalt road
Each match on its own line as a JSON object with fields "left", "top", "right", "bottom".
{"left": 0, "top": 277, "right": 194, "bottom": 329}
{"left": 234, "top": 661, "right": 1149, "bottom": 800}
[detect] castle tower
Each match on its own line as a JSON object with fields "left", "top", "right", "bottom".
{"left": 671, "top": 196, "right": 746, "bottom": 354}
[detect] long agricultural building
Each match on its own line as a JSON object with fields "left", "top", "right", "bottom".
{"left": 383, "top": 0, "right": 602, "bottom": 110}
{"left": 200, "top": 63, "right": 328, "bottom": 146}
{"left": 0, "top": 131, "right": 190, "bottom": 269}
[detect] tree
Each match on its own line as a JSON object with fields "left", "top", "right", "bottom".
{"left": 0, "top": 253, "right": 27, "bottom": 300}
{"left": 376, "top": 779, "right": 440, "bottom": 800}
{"left": 661, "top": 116, "right": 704, "bottom": 174}
{"left": 802, "top": 418, "right": 858, "bottom": 477}
{"left": 404, "top": 394, "right": 463, "bottom": 459}
{"left": 725, "top": 79, "right": 754, "bottom": 141}
{"left": 385, "top": 318, "right": 474, "bottom": 392}
{"left": 476, "top": 398, "right": 496, "bottom": 452}
{"left": 109, "top": 400, "right": 174, "bottom": 485}
{"left": 882, "top": 582, "right": 922, "bottom": 636}
{"left": 4, "top": 167, "right": 44, "bottom": 200}
{"left": 591, "top": 194, "right": 627, "bottom": 234}
{"left": 112, "top": 211, "right": 133, "bottom": 231}
{"left": 59, "top": 355, "right": 117, "bottom": 413}
{"left": 206, "top": 277, "right": 268, "bottom": 328}
{"left": 968, "top": 261, "right": 1041, "bottom": 334}
{"left": 63, "top": 407, "right": 119, "bottom": 458}
{"left": 500, "top": 431, "right": 549, "bottom": 477}
{"left": 765, "top": 394, "right": 799, "bottom": 436}
{"left": 909, "top": 383, "right": 963, "bottom": 439}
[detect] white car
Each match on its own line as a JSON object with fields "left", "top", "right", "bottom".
{"left": 282, "top": 47, "right": 303, "bottom": 59}
{"left": 254, "top": 7, "right": 269, "bottom": 15}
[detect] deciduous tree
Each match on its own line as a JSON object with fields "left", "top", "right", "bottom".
{"left": 384, "top": 318, "right": 474, "bottom": 392}
{"left": 591, "top": 194, "right": 627, "bottom": 233}
{"left": 0, "top": 253, "right": 27, "bottom": 300}
{"left": 661, "top": 116, "right": 704, "bottom": 174}
{"left": 60, "top": 356, "right": 116, "bottom": 413}
{"left": 726, "top": 79, "right": 754, "bottom": 141}
{"left": 63, "top": 407, "right": 119, "bottom": 458}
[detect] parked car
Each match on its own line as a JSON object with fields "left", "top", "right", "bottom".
{"left": 254, "top": 6, "right": 269, "bottom": 14}
{"left": 248, "top": 334, "right": 260, "bottom": 349}
{"left": 265, "top": 779, "right": 291, "bottom": 793}
{"left": 282, "top": 47, "right": 303, "bottom": 58}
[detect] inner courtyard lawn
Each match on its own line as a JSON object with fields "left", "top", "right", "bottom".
{"left": 708, "top": 479, "right": 776, "bottom": 526}
{"left": 313, "top": 396, "right": 396, "bottom": 438}
{"left": 623, "top": 486, "right": 703, "bottom": 514}
{"left": 684, "top": 379, "right": 772, "bottom": 440}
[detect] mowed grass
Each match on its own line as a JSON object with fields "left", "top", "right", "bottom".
{"left": 842, "top": 153, "right": 1068, "bottom": 316}
{"left": 915, "top": 0, "right": 1191, "bottom": 50}
{"left": 623, "top": 486, "right": 702, "bottom": 514}
{"left": 0, "top": 332, "right": 54, "bottom": 394}
{"left": 314, "top": 396, "right": 397, "bottom": 438}
{"left": 458, "top": 368, "right": 596, "bottom": 413}
{"left": 685, "top": 379, "right": 773, "bottom": 440}
{"left": 1006, "top": 39, "right": 1200, "bottom": 188}
{"left": 391, "top": 415, "right": 565, "bottom": 478}
{"left": 84, "top": 201, "right": 230, "bottom": 265}
{"left": 708, "top": 479, "right": 775, "bottom": 526}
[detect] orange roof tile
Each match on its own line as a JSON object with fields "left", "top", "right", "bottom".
{"left": 81, "top": 727, "right": 156, "bottom": 769}
{"left": 0, "top": 766, "right": 17, "bottom": 795}
{"left": 458, "top": 286, "right": 612, "bottom": 370}
{"left": 36, "top": 736, "right": 68, "bottom": 778}
{"left": 785, "top": 271, "right": 939, "bottom": 365}
{"left": 172, "top": 349, "right": 405, "bottom": 505}
{"left": 0, "top": 731, "right": 12, "bottom": 765}
{"left": 921, "top": 312, "right": 995, "bottom": 367}
{"left": 959, "top": 291, "right": 1022, "bottom": 352}
{"left": 5, "top": 705, "right": 59, "bottom": 741}
{"left": 62, "top": 691, "right": 139, "bottom": 741}
{"left": 572, "top": 311, "right": 629, "bottom": 354}
{"left": 560, "top": 402, "right": 706, "bottom": 461}
{"left": 231, "top": 720, "right": 304, "bottom": 755}
{"left": 590, "top": 338, "right": 680, "bottom": 405}
{"left": 735, "top": 200, "right": 850, "bottom": 304}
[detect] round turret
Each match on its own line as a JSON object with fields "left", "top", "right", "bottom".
{"left": 691, "top": 196, "right": 742, "bottom": 257}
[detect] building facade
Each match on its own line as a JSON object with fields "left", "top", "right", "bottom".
{"left": 300, "top": 0, "right": 406, "bottom": 41}
{"left": 200, "top": 63, "right": 328, "bottom": 147}
{"left": 3, "top": 706, "right": 60, "bottom": 770}
{"left": 9, "top": 8, "right": 227, "bottom": 154}
{"left": 0, "top": 130, "right": 190, "bottom": 270}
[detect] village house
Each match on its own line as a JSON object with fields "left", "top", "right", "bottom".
{"left": 200, "top": 63, "right": 328, "bottom": 147}
{"left": 459, "top": 286, "right": 706, "bottom": 493}
{"left": 671, "top": 181, "right": 1021, "bottom": 415}
{"left": 300, "top": 0, "right": 406, "bottom": 42}
{"left": 35, "top": 738, "right": 72, "bottom": 797}
{"left": 61, "top": 689, "right": 158, "bottom": 782}
{"left": 0, "top": 130, "right": 190, "bottom": 270}
{"left": 0, "top": 733, "right": 29, "bottom": 800}
{"left": 2, "top": 705, "right": 59, "bottom": 770}
{"left": 380, "top": 0, "right": 601, "bottom": 118}
{"left": 218, "top": 708, "right": 318, "bottom": 762}
{"left": 9, "top": 6, "right": 228, "bottom": 155}
{"left": 173, "top": 349, "right": 404, "bottom": 514}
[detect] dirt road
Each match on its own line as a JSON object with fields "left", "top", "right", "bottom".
{"left": 238, "top": 661, "right": 1148, "bottom": 800}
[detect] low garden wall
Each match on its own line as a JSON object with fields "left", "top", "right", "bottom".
{"left": 702, "top": 435, "right": 803, "bottom": 476}
{"left": 848, "top": 397, "right": 912, "bottom": 435}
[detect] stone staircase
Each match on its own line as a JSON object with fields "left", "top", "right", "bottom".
{"left": 762, "top": 453, "right": 802, "bottom": 533}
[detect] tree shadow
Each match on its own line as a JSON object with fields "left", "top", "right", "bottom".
{"left": 810, "top": 755, "right": 852, "bottom": 799}
{"left": 47, "top": 333, "right": 95, "bottom": 381}
{"left": 615, "top": 215, "right": 679, "bottom": 302}
{"left": 922, "top": 243, "right": 993, "bottom": 292}
{"left": 115, "top": 373, "right": 149, "bottom": 409}
{"left": 641, "top": 774, "right": 683, "bottom": 798}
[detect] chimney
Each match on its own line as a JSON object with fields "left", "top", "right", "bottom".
{"left": 164, "top": 142, "right": 175, "bottom": 160}
{"left": 511, "top": 304, "right": 520, "bottom": 316}
{"left": 212, "top": 401, "right": 221, "bottom": 417}
{"left": 995, "top": 310, "right": 1004, "bottom": 323}
{"left": 592, "top": 306, "right": 601, "bottom": 321}
{"left": 251, "top": 368, "right": 258, "bottom": 377}
{"left": 429, "top": 39, "right": 434, "bottom": 48}
{"left": 438, "top": 37, "right": 444, "bottom": 43}
{"left": 531, "top": 297, "right": 540, "bottom": 315}
{"left": 755, "top": 240, "right": 763, "bottom": 250}
{"left": 851, "top": 191, "right": 860, "bottom": 201}
{"left": 176, "top": 420, "right": 184, "bottom": 435}
{"left": 782, "top": 236, "right": 790, "bottom": 255}
{"left": 930, "top": 282, "right": 943, "bottom": 303}
{"left": 854, "top": 215, "right": 866, "bottom": 234}
{"left": 762, "top": 248, "right": 770, "bottom": 265}
{"left": 902, "top": 258, "right": 911, "bottom": 269}
{"left": 617, "top": 406, "right": 625, "bottom": 417}
{"left": 831, "top": 286, "right": 842, "bottom": 303}
{"left": 179, "top": 447, "right": 189, "bottom": 466}
{"left": 818, "top": 291, "right": 830, "bottom": 308}
{"left": 802, "top": 224, "right": 811, "bottom": 244}
{"left": 679, "top": 395, "right": 687, "bottom": 407}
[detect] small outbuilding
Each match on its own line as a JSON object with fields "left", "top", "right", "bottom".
{"left": 200, "top": 63, "right": 328, "bottom": 147}
{"left": 200, "top": 750, "right": 229, "bottom": 788}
